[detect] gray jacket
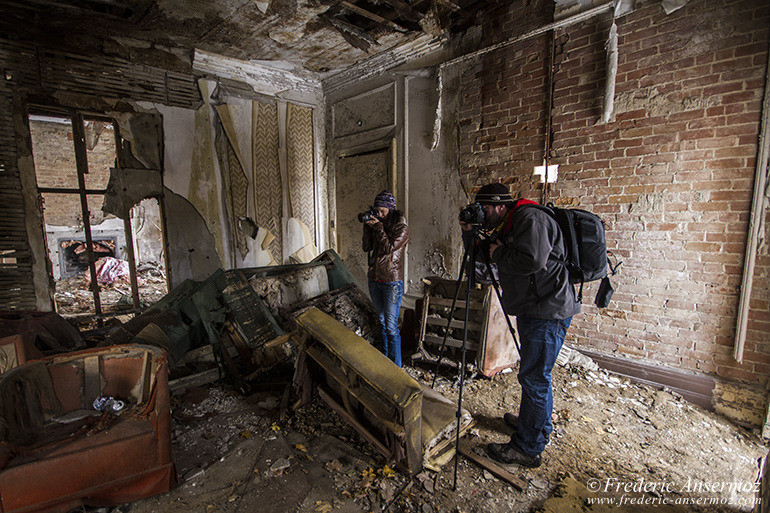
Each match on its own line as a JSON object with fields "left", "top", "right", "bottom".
{"left": 490, "top": 203, "right": 581, "bottom": 320}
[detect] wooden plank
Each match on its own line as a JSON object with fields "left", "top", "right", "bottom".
{"left": 425, "top": 317, "right": 481, "bottom": 331}
{"left": 429, "top": 297, "right": 484, "bottom": 310}
{"left": 84, "top": 355, "right": 101, "bottom": 407}
{"left": 458, "top": 444, "right": 528, "bottom": 491}
{"left": 169, "top": 368, "right": 221, "bottom": 392}
{"left": 264, "top": 332, "right": 293, "bottom": 349}
{"left": 38, "top": 187, "right": 107, "bottom": 194}
{"left": 417, "top": 294, "right": 429, "bottom": 352}
{"left": 340, "top": 1, "right": 407, "bottom": 32}
{"left": 138, "top": 350, "right": 152, "bottom": 404}
{"left": 423, "top": 334, "right": 479, "bottom": 351}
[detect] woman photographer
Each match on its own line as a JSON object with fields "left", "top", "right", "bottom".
{"left": 361, "top": 190, "right": 409, "bottom": 367}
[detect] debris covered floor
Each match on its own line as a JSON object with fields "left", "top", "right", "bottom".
{"left": 127, "top": 359, "right": 766, "bottom": 513}
{"left": 54, "top": 263, "right": 169, "bottom": 316}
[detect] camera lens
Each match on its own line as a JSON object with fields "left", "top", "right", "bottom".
{"left": 460, "top": 202, "right": 485, "bottom": 225}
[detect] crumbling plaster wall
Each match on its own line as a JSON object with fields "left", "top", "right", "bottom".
{"left": 403, "top": 75, "right": 466, "bottom": 292}
{"left": 452, "top": 0, "right": 770, "bottom": 425}
{"left": 135, "top": 84, "right": 231, "bottom": 285}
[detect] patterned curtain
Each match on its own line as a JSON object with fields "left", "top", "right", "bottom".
{"left": 286, "top": 103, "right": 315, "bottom": 242}
{"left": 253, "top": 100, "right": 282, "bottom": 260}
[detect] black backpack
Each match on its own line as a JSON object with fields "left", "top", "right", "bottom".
{"left": 527, "top": 203, "right": 612, "bottom": 306}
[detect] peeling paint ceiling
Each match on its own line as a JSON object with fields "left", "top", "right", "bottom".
{"left": 0, "top": 0, "right": 505, "bottom": 76}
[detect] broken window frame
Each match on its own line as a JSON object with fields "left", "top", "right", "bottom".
{"left": 27, "top": 106, "right": 143, "bottom": 320}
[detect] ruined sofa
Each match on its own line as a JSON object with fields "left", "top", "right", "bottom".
{"left": 0, "top": 344, "right": 175, "bottom": 513}
{"left": 293, "top": 308, "right": 472, "bottom": 475}
{"left": 101, "top": 250, "right": 360, "bottom": 386}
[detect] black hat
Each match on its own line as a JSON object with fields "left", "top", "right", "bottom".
{"left": 474, "top": 183, "right": 513, "bottom": 205}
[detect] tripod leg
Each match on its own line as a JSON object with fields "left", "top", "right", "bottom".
{"left": 453, "top": 240, "right": 477, "bottom": 490}
{"left": 430, "top": 243, "right": 470, "bottom": 388}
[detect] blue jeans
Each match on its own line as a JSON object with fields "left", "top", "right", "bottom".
{"left": 512, "top": 316, "right": 572, "bottom": 457}
{"left": 368, "top": 280, "right": 404, "bottom": 367}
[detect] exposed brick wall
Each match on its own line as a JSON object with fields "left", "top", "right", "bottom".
{"left": 458, "top": 0, "right": 770, "bottom": 387}
{"left": 29, "top": 119, "right": 115, "bottom": 227}
{"left": 459, "top": 0, "right": 553, "bottom": 199}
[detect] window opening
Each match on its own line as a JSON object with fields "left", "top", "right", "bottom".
{"left": 28, "top": 111, "right": 168, "bottom": 326}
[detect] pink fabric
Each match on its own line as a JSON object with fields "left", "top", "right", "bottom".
{"left": 86, "top": 257, "right": 130, "bottom": 285}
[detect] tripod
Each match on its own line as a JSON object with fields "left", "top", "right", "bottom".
{"left": 430, "top": 227, "right": 521, "bottom": 490}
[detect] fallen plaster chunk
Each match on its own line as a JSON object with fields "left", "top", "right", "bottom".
{"left": 268, "top": 458, "right": 291, "bottom": 474}
{"left": 556, "top": 345, "right": 599, "bottom": 371}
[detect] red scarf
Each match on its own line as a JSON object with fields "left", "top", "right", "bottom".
{"left": 499, "top": 198, "right": 539, "bottom": 234}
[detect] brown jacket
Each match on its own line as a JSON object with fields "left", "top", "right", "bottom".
{"left": 362, "top": 210, "right": 409, "bottom": 282}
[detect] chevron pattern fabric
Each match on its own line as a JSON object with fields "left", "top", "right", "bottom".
{"left": 286, "top": 103, "right": 315, "bottom": 242}
{"left": 227, "top": 137, "right": 250, "bottom": 259}
{"left": 253, "top": 101, "right": 282, "bottom": 260}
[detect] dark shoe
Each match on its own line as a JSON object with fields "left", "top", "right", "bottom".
{"left": 503, "top": 412, "right": 519, "bottom": 430}
{"left": 487, "top": 442, "right": 542, "bottom": 468}
{"left": 503, "top": 413, "right": 551, "bottom": 445}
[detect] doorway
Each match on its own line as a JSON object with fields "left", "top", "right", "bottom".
{"left": 28, "top": 111, "right": 169, "bottom": 320}
{"left": 335, "top": 147, "right": 392, "bottom": 287}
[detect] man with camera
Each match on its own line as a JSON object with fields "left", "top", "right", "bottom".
{"left": 460, "top": 183, "right": 580, "bottom": 468}
{"left": 362, "top": 190, "right": 409, "bottom": 367}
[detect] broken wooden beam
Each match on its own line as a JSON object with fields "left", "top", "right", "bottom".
{"left": 458, "top": 444, "right": 528, "bottom": 491}
{"left": 340, "top": 1, "right": 408, "bottom": 32}
{"left": 169, "top": 368, "right": 221, "bottom": 392}
{"left": 323, "top": 14, "right": 379, "bottom": 52}
{"left": 380, "top": 0, "right": 421, "bottom": 22}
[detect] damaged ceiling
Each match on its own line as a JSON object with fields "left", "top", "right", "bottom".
{"left": 0, "top": 0, "right": 505, "bottom": 76}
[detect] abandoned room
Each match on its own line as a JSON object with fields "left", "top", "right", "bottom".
{"left": 0, "top": 0, "right": 769, "bottom": 511}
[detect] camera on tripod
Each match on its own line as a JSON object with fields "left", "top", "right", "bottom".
{"left": 357, "top": 206, "right": 381, "bottom": 223}
{"left": 458, "top": 202, "right": 486, "bottom": 225}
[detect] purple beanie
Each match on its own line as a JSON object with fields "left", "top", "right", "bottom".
{"left": 373, "top": 190, "right": 396, "bottom": 210}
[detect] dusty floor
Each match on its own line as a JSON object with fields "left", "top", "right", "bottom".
{"left": 117, "top": 354, "right": 767, "bottom": 513}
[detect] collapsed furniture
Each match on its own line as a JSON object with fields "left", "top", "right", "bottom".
{"left": 103, "top": 267, "right": 290, "bottom": 385}
{"left": 293, "top": 308, "right": 473, "bottom": 474}
{"left": 0, "top": 311, "right": 85, "bottom": 357}
{"left": 101, "top": 250, "right": 373, "bottom": 391}
{"left": 415, "top": 277, "right": 519, "bottom": 377}
{"left": 0, "top": 344, "right": 175, "bottom": 513}
{"left": 244, "top": 250, "right": 381, "bottom": 346}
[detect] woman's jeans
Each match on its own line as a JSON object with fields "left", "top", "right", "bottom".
{"left": 368, "top": 280, "right": 404, "bottom": 367}
{"left": 512, "top": 315, "right": 573, "bottom": 457}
